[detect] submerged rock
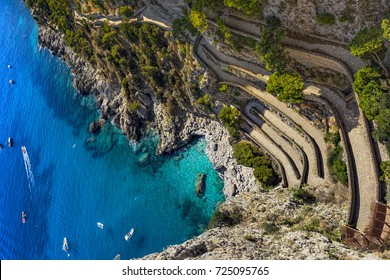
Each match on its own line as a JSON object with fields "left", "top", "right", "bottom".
{"left": 137, "top": 152, "right": 150, "bottom": 167}
{"left": 89, "top": 118, "right": 106, "bottom": 134}
{"left": 195, "top": 173, "right": 207, "bottom": 197}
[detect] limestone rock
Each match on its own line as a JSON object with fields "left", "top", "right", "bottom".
{"left": 195, "top": 173, "right": 207, "bottom": 197}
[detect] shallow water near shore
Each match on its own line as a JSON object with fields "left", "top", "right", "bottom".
{"left": 0, "top": 0, "right": 224, "bottom": 260}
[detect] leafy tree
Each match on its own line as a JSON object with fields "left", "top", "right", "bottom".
{"left": 253, "top": 164, "right": 276, "bottom": 186}
{"left": 218, "top": 105, "right": 240, "bottom": 138}
{"left": 218, "top": 105, "right": 240, "bottom": 128}
{"left": 358, "top": 80, "right": 384, "bottom": 120}
{"left": 382, "top": 19, "right": 390, "bottom": 42}
{"left": 223, "top": 0, "right": 260, "bottom": 16}
{"left": 172, "top": 8, "right": 198, "bottom": 39}
{"left": 233, "top": 142, "right": 258, "bottom": 166}
{"left": 373, "top": 109, "right": 390, "bottom": 145}
{"left": 119, "top": 6, "right": 134, "bottom": 18}
{"left": 190, "top": 10, "right": 208, "bottom": 33}
{"left": 353, "top": 67, "right": 382, "bottom": 93}
{"left": 266, "top": 72, "right": 304, "bottom": 104}
{"left": 101, "top": 31, "right": 117, "bottom": 49}
{"left": 353, "top": 67, "right": 388, "bottom": 120}
{"left": 233, "top": 142, "right": 277, "bottom": 187}
{"left": 349, "top": 27, "right": 389, "bottom": 76}
{"left": 256, "top": 16, "right": 288, "bottom": 72}
{"left": 196, "top": 94, "right": 212, "bottom": 107}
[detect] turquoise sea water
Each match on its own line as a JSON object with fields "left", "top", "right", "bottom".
{"left": 0, "top": 0, "right": 224, "bottom": 260}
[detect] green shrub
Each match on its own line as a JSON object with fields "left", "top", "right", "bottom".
{"left": 256, "top": 16, "right": 288, "bottom": 72}
{"left": 119, "top": 6, "right": 134, "bottom": 18}
{"left": 190, "top": 10, "right": 208, "bottom": 33}
{"left": 196, "top": 94, "right": 213, "bottom": 107}
{"left": 223, "top": 0, "right": 260, "bottom": 16}
{"left": 218, "top": 105, "right": 240, "bottom": 126}
{"left": 266, "top": 72, "right": 304, "bottom": 104}
{"left": 127, "top": 100, "right": 140, "bottom": 112}
{"left": 316, "top": 13, "right": 336, "bottom": 25}
{"left": 233, "top": 142, "right": 259, "bottom": 166}
{"left": 292, "top": 188, "right": 316, "bottom": 204}
{"left": 244, "top": 235, "right": 257, "bottom": 242}
{"left": 233, "top": 142, "right": 278, "bottom": 188}
{"left": 219, "top": 84, "right": 229, "bottom": 92}
{"left": 209, "top": 205, "right": 242, "bottom": 228}
{"left": 327, "top": 142, "right": 348, "bottom": 184}
{"left": 339, "top": 14, "right": 354, "bottom": 23}
{"left": 261, "top": 222, "right": 279, "bottom": 234}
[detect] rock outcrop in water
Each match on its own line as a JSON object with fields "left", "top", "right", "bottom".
{"left": 195, "top": 173, "right": 206, "bottom": 197}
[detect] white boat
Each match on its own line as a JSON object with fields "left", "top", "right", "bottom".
{"left": 124, "top": 228, "right": 134, "bottom": 241}
{"left": 97, "top": 222, "right": 104, "bottom": 229}
{"left": 8, "top": 137, "right": 12, "bottom": 147}
{"left": 62, "top": 237, "right": 69, "bottom": 252}
{"left": 9, "top": 79, "right": 14, "bottom": 84}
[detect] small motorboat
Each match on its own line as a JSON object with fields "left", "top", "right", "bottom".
{"left": 7, "top": 65, "right": 12, "bottom": 68}
{"left": 124, "top": 228, "right": 134, "bottom": 241}
{"left": 8, "top": 137, "right": 12, "bottom": 147}
{"left": 97, "top": 222, "right": 104, "bottom": 229}
{"left": 21, "top": 212, "right": 27, "bottom": 223}
{"left": 62, "top": 237, "right": 69, "bottom": 252}
{"left": 9, "top": 79, "right": 14, "bottom": 84}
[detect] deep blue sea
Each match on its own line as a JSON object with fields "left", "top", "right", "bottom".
{"left": 0, "top": 0, "right": 224, "bottom": 260}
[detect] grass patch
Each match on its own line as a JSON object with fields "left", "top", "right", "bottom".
{"left": 316, "top": 13, "right": 336, "bottom": 25}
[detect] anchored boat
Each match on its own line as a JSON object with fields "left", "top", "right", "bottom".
{"left": 8, "top": 137, "right": 12, "bottom": 147}
{"left": 21, "top": 212, "right": 26, "bottom": 224}
{"left": 97, "top": 222, "right": 104, "bottom": 229}
{"left": 124, "top": 228, "right": 134, "bottom": 241}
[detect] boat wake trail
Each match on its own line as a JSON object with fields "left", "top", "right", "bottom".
{"left": 21, "top": 146, "right": 35, "bottom": 190}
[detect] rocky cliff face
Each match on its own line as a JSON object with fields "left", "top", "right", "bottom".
{"left": 266, "top": 0, "right": 389, "bottom": 42}
{"left": 38, "top": 25, "right": 148, "bottom": 140}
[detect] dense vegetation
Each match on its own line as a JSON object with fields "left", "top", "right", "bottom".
{"left": 218, "top": 105, "right": 241, "bottom": 138}
{"left": 26, "top": 0, "right": 73, "bottom": 32}
{"left": 353, "top": 67, "right": 389, "bottom": 120}
{"left": 350, "top": 19, "right": 390, "bottom": 200}
{"left": 349, "top": 22, "right": 390, "bottom": 76}
{"left": 266, "top": 72, "right": 304, "bottom": 104}
{"left": 327, "top": 132, "right": 348, "bottom": 184}
{"left": 222, "top": 0, "right": 261, "bottom": 16}
{"left": 233, "top": 142, "right": 278, "bottom": 189}
{"left": 351, "top": 20, "right": 390, "bottom": 157}
{"left": 255, "top": 16, "right": 288, "bottom": 73}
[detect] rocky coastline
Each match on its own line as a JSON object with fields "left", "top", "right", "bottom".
{"left": 35, "top": 22, "right": 257, "bottom": 197}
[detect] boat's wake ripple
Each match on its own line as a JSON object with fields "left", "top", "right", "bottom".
{"left": 21, "top": 146, "right": 35, "bottom": 191}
